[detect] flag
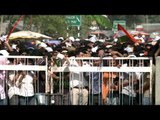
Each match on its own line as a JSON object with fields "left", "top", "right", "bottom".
{"left": 6, "top": 15, "right": 25, "bottom": 42}
{"left": 113, "top": 30, "right": 126, "bottom": 38}
{"left": 113, "top": 30, "right": 129, "bottom": 43}
{"left": 117, "top": 24, "right": 138, "bottom": 43}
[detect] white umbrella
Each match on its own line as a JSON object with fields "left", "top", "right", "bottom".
{"left": 9, "top": 30, "right": 52, "bottom": 40}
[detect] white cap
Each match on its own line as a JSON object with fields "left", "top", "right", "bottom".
{"left": 45, "top": 47, "right": 53, "bottom": 52}
{"left": 58, "top": 37, "right": 64, "bottom": 40}
{"left": 39, "top": 42, "right": 47, "bottom": 48}
{"left": 98, "top": 39, "right": 105, "bottom": 42}
{"left": 56, "top": 53, "right": 65, "bottom": 59}
{"left": 69, "top": 36, "right": 75, "bottom": 42}
{"left": 89, "top": 35, "right": 97, "bottom": 43}
{"left": 91, "top": 46, "right": 98, "bottom": 52}
{"left": 35, "top": 40, "right": 41, "bottom": 46}
{"left": 65, "top": 42, "right": 72, "bottom": 47}
{"left": 106, "top": 45, "right": 113, "bottom": 48}
{"left": 124, "top": 47, "right": 133, "bottom": 53}
{"left": 114, "top": 38, "right": 118, "bottom": 42}
{"left": 0, "top": 50, "right": 9, "bottom": 56}
{"left": 75, "top": 38, "right": 80, "bottom": 41}
{"left": 61, "top": 50, "right": 68, "bottom": 53}
{"left": 139, "top": 53, "right": 144, "bottom": 56}
{"left": 12, "top": 44, "right": 17, "bottom": 50}
{"left": 0, "top": 35, "right": 7, "bottom": 42}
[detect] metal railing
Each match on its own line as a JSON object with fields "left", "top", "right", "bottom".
{"left": 0, "top": 56, "right": 153, "bottom": 105}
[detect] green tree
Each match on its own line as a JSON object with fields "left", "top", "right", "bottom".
{"left": 86, "top": 15, "right": 112, "bottom": 29}
{"left": 30, "top": 15, "right": 66, "bottom": 38}
{"left": 147, "top": 15, "right": 160, "bottom": 23}
{"left": 2, "top": 15, "right": 112, "bottom": 39}
{"left": 108, "top": 15, "right": 146, "bottom": 29}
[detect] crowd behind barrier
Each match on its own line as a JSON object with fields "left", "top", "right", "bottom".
{"left": 0, "top": 33, "right": 159, "bottom": 105}
{"left": 0, "top": 56, "right": 153, "bottom": 105}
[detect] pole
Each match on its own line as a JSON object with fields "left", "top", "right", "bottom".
{"left": 156, "top": 57, "right": 160, "bottom": 105}
{"left": 77, "top": 26, "right": 80, "bottom": 37}
{"left": 0, "top": 15, "right": 3, "bottom": 35}
{"left": 29, "top": 15, "right": 32, "bottom": 30}
{"left": 146, "top": 15, "right": 148, "bottom": 32}
{"left": 67, "top": 26, "right": 69, "bottom": 37}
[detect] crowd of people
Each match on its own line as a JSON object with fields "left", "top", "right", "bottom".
{"left": 0, "top": 32, "right": 159, "bottom": 105}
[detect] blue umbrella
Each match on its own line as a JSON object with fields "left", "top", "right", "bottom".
{"left": 45, "top": 39, "right": 61, "bottom": 45}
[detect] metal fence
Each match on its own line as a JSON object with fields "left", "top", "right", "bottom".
{"left": 0, "top": 56, "right": 153, "bottom": 105}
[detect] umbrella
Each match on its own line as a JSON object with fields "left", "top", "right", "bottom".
{"left": 9, "top": 30, "right": 52, "bottom": 40}
{"left": 88, "top": 31, "right": 105, "bottom": 35}
{"left": 45, "top": 39, "right": 61, "bottom": 45}
{"left": 130, "top": 31, "right": 149, "bottom": 36}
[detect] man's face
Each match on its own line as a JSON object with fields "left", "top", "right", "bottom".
{"left": 146, "top": 45, "right": 151, "bottom": 50}
{"left": 52, "top": 52, "right": 58, "bottom": 59}
{"left": 98, "top": 49, "right": 104, "bottom": 57}
{"left": 78, "top": 52, "right": 84, "bottom": 57}
{"left": 138, "top": 34, "right": 142, "bottom": 38}
{"left": 93, "top": 59, "right": 101, "bottom": 66}
{"left": 88, "top": 42, "right": 94, "bottom": 47}
{"left": 108, "top": 48, "right": 112, "bottom": 53}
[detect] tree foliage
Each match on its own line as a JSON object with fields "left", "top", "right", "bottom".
{"left": 7, "top": 15, "right": 157, "bottom": 38}
{"left": 108, "top": 15, "right": 146, "bottom": 28}
{"left": 1, "top": 15, "right": 112, "bottom": 38}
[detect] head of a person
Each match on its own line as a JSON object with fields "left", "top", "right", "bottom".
{"left": 83, "top": 46, "right": 92, "bottom": 57}
{"left": 61, "top": 48, "right": 69, "bottom": 57}
{"left": 96, "top": 47, "right": 105, "bottom": 57}
{"left": 107, "top": 47, "right": 113, "bottom": 54}
{"left": 92, "top": 54, "right": 101, "bottom": 66}
{"left": 27, "top": 59, "right": 34, "bottom": 65}
{"left": 145, "top": 44, "right": 152, "bottom": 50}
{"left": 138, "top": 33, "right": 142, "bottom": 38}
{"left": 0, "top": 40, "right": 5, "bottom": 50}
{"left": 122, "top": 50, "right": 129, "bottom": 57}
{"left": 75, "top": 47, "right": 86, "bottom": 57}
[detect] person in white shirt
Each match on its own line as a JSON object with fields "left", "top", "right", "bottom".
{"left": 6, "top": 58, "right": 20, "bottom": 105}
{"left": 57, "top": 48, "right": 89, "bottom": 105}
{"left": 0, "top": 54, "right": 7, "bottom": 105}
{"left": 7, "top": 71, "right": 20, "bottom": 105}
{"left": 18, "top": 59, "right": 37, "bottom": 105}
{"left": 69, "top": 49, "right": 89, "bottom": 105}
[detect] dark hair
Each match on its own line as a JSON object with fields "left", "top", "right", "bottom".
{"left": 92, "top": 53, "right": 98, "bottom": 57}
{"left": 75, "top": 47, "right": 86, "bottom": 55}
{"left": 9, "top": 50, "right": 20, "bottom": 55}
{"left": 96, "top": 47, "right": 105, "bottom": 53}
{"left": 28, "top": 59, "right": 35, "bottom": 65}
